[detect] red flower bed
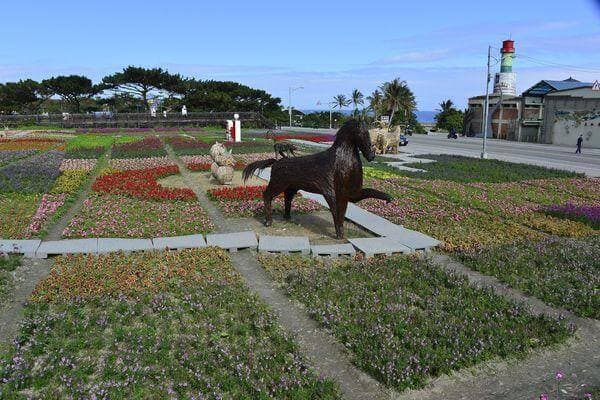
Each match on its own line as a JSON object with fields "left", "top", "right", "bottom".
{"left": 165, "top": 137, "right": 210, "bottom": 149}
{"left": 207, "top": 185, "right": 275, "bottom": 201}
{"left": 93, "top": 166, "right": 196, "bottom": 201}
{"left": 113, "top": 137, "right": 164, "bottom": 151}
{"left": 273, "top": 134, "right": 334, "bottom": 143}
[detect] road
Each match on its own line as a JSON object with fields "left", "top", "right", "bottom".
{"left": 279, "top": 127, "right": 600, "bottom": 176}
{"left": 399, "top": 134, "right": 600, "bottom": 177}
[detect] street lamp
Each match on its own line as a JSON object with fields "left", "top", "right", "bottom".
{"left": 482, "top": 45, "right": 492, "bottom": 159}
{"left": 288, "top": 86, "right": 304, "bottom": 128}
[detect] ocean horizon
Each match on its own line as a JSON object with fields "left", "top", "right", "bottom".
{"left": 299, "top": 109, "right": 436, "bottom": 123}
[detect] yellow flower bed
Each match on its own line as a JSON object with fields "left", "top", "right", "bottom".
{"left": 50, "top": 170, "right": 89, "bottom": 194}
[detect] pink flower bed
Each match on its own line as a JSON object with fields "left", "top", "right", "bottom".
{"left": 59, "top": 159, "right": 97, "bottom": 172}
{"left": 180, "top": 155, "right": 212, "bottom": 165}
{"left": 213, "top": 196, "right": 321, "bottom": 217}
{"left": 25, "top": 193, "right": 67, "bottom": 237}
{"left": 108, "top": 157, "right": 176, "bottom": 171}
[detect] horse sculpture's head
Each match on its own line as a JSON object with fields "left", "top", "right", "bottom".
{"left": 337, "top": 120, "right": 376, "bottom": 161}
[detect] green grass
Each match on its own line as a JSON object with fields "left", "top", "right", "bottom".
{"left": 391, "top": 154, "right": 582, "bottom": 183}
{"left": 0, "top": 249, "right": 341, "bottom": 399}
{"left": 66, "top": 135, "right": 137, "bottom": 151}
{"left": 457, "top": 236, "right": 600, "bottom": 319}
{"left": 259, "top": 254, "right": 571, "bottom": 392}
{"left": 0, "top": 256, "right": 20, "bottom": 305}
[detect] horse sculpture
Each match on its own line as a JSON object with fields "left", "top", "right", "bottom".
{"left": 243, "top": 120, "right": 392, "bottom": 238}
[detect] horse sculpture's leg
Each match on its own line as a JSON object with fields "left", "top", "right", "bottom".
{"left": 324, "top": 194, "right": 346, "bottom": 239}
{"left": 350, "top": 188, "right": 392, "bottom": 203}
{"left": 283, "top": 188, "right": 297, "bottom": 219}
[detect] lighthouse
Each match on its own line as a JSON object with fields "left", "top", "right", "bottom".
{"left": 493, "top": 40, "right": 516, "bottom": 96}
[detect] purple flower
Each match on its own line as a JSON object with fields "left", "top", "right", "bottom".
{"left": 555, "top": 370, "right": 564, "bottom": 380}
{"left": 540, "top": 394, "right": 549, "bottom": 400}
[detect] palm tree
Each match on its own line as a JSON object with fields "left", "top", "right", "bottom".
{"left": 439, "top": 99, "right": 454, "bottom": 113}
{"left": 331, "top": 94, "right": 350, "bottom": 113}
{"left": 350, "top": 89, "right": 364, "bottom": 117}
{"left": 381, "top": 78, "right": 416, "bottom": 130}
{"left": 366, "top": 89, "right": 383, "bottom": 122}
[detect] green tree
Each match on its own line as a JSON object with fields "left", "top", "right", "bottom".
{"left": 366, "top": 89, "right": 383, "bottom": 122}
{"left": 101, "top": 66, "right": 184, "bottom": 110}
{"left": 0, "top": 79, "right": 43, "bottom": 113}
{"left": 350, "top": 89, "right": 364, "bottom": 117}
{"left": 42, "top": 75, "right": 98, "bottom": 113}
{"left": 435, "top": 99, "right": 464, "bottom": 132}
{"left": 381, "top": 78, "right": 416, "bottom": 129}
{"left": 331, "top": 94, "right": 350, "bottom": 114}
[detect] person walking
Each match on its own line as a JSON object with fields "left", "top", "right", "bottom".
{"left": 576, "top": 134, "right": 583, "bottom": 154}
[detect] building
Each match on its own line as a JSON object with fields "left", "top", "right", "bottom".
{"left": 517, "top": 78, "right": 598, "bottom": 146}
{"left": 467, "top": 94, "right": 520, "bottom": 140}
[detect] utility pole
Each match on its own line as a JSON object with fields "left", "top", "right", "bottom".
{"left": 329, "top": 107, "right": 332, "bottom": 129}
{"left": 482, "top": 45, "right": 491, "bottom": 159}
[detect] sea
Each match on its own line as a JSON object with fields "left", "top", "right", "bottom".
{"left": 300, "top": 109, "right": 436, "bottom": 123}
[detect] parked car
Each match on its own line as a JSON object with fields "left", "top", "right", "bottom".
{"left": 399, "top": 135, "right": 408, "bottom": 146}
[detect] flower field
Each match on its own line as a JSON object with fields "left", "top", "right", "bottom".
{"left": 93, "top": 166, "right": 196, "bottom": 201}
{"left": 63, "top": 194, "right": 213, "bottom": 237}
{"left": 0, "top": 193, "right": 40, "bottom": 238}
{"left": 0, "top": 150, "right": 64, "bottom": 193}
{"left": 111, "top": 137, "right": 167, "bottom": 158}
{"left": 0, "top": 150, "right": 37, "bottom": 166}
{"left": 0, "top": 138, "right": 64, "bottom": 151}
{"left": 458, "top": 236, "right": 600, "bottom": 318}
{"left": 164, "top": 136, "right": 210, "bottom": 155}
{"left": 359, "top": 157, "right": 599, "bottom": 250}
{"left": 108, "top": 156, "right": 176, "bottom": 170}
{"left": 259, "top": 254, "right": 571, "bottom": 392}
{"left": 207, "top": 185, "right": 321, "bottom": 217}
{"left": 24, "top": 193, "right": 67, "bottom": 237}
{"left": 59, "top": 158, "right": 97, "bottom": 172}
{"left": 544, "top": 203, "right": 600, "bottom": 229}
{"left": 0, "top": 249, "right": 340, "bottom": 398}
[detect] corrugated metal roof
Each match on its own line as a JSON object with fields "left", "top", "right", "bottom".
{"left": 545, "top": 80, "right": 591, "bottom": 91}
{"left": 524, "top": 78, "right": 592, "bottom": 96}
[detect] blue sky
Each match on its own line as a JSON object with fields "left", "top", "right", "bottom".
{"left": 1, "top": 0, "right": 599, "bottom": 110}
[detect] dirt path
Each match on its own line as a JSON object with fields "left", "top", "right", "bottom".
{"left": 166, "top": 145, "right": 392, "bottom": 400}
{"left": 0, "top": 257, "right": 52, "bottom": 347}
{"left": 393, "top": 254, "right": 600, "bottom": 400}
{"left": 45, "top": 149, "right": 111, "bottom": 241}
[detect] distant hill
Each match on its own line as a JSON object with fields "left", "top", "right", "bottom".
{"left": 300, "top": 109, "right": 437, "bottom": 123}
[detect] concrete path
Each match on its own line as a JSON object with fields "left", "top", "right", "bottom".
{"left": 0, "top": 258, "right": 52, "bottom": 346}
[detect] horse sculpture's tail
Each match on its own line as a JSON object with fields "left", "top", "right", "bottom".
{"left": 242, "top": 159, "right": 277, "bottom": 182}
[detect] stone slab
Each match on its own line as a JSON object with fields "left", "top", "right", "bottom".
{"left": 348, "top": 237, "right": 412, "bottom": 258}
{"left": 256, "top": 167, "right": 271, "bottom": 181}
{"left": 311, "top": 243, "right": 356, "bottom": 258}
{"left": 383, "top": 226, "right": 441, "bottom": 251}
{"left": 97, "top": 238, "right": 154, "bottom": 254}
{"left": 36, "top": 239, "right": 98, "bottom": 258}
{"left": 258, "top": 235, "right": 310, "bottom": 254}
{"left": 0, "top": 239, "right": 41, "bottom": 257}
{"left": 152, "top": 234, "right": 206, "bottom": 250}
{"left": 206, "top": 231, "right": 258, "bottom": 252}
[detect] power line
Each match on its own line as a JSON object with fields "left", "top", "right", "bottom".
{"left": 489, "top": 46, "right": 600, "bottom": 73}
